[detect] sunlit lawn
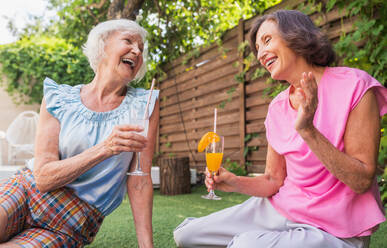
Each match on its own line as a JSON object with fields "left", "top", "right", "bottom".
{"left": 86, "top": 185, "right": 387, "bottom": 248}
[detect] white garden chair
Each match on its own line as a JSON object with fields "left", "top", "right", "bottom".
{"left": 1, "top": 111, "right": 39, "bottom": 165}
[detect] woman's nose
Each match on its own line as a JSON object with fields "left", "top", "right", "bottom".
{"left": 131, "top": 44, "right": 141, "bottom": 55}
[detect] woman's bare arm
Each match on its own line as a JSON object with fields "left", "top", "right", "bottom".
{"left": 127, "top": 99, "right": 159, "bottom": 248}
{"left": 209, "top": 144, "right": 287, "bottom": 197}
{"left": 298, "top": 89, "right": 380, "bottom": 193}
{"left": 33, "top": 99, "right": 147, "bottom": 193}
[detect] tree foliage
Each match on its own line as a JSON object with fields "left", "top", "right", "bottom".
{"left": 327, "top": 0, "right": 387, "bottom": 85}
{"left": 1, "top": 0, "right": 384, "bottom": 102}
{"left": 0, "top": 36, "right": 94, "bottom": 104}
{"left": 0, "top": 0, "right": 279, "bottom": 103}
{"left": 47, "top": 0, "right": 111, "bottom": 47}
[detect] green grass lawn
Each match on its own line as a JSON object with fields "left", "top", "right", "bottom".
{"left": 86, "top": 185, "right": 387, "bottom": 248}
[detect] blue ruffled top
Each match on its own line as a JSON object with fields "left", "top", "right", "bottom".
{"left": 27, "top": 77, "right": 159, "bottom": 216}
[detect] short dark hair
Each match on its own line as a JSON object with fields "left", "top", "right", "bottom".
{"left": 248, "top": 10, "right": 336, "bottom": 66}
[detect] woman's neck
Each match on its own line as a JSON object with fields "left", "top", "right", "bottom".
{"left": 79, "top": 69, "right": 128, "bottom": 114}
{"left": 288, "top": 64, "right": 326, "bottom": 89}
{"left": 87, "top": 71, "right": 127, "bottom": 101}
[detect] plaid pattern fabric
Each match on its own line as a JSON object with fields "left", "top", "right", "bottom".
{"left": 10, "top": 228, "right": 78, "bottom": 247}
{"left": 0, "top": 168, "right": 104, "bottom": 247}
{"left": 0, "top": 172, "right": 28, "bottom": 239}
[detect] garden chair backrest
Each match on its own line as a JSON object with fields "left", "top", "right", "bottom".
{"left": 6, "top": 111, "right": 39, "bottom": 146}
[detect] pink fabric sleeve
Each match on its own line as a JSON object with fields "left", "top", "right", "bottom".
{"left": 350, "top": 71, "right": 387, "bottom": 116}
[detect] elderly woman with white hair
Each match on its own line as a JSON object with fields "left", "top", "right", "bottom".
{"left": 0, "top": 19, "right": 159, "bottom": 247}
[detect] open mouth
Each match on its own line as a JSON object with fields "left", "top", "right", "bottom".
{"left": 122, "top": 58, "right": 136, "bottom": 69}
{"left": 265, "top": 57, "right": 277, "bottom": 68}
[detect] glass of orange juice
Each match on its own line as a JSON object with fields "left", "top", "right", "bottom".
{"left": 202, "top": 136, "right": 224, "bottom": 200}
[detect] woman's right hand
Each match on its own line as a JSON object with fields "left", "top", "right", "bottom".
{"left": 103, "top": 124, "right": 148, "bottom": 155}
{"left": 204, "top": 167, "right": 238, "bottom": 193}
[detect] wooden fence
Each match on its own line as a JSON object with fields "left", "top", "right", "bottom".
{"left": 157, "top": 0, "right": 354, "bottom": 173}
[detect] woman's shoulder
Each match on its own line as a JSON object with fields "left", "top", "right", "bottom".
{"left": 324, "top": 66, "right": 386, "bottom": 114}
{"left": 43, "top": 78, "right": 83, "bottom": 120}
{"left": 322, "top": 66, "right": 383, "bottom": 94}
{"left": 325, "top": 66, "right": 375, "bottom": 83}
{"left": 43, "top": 77, "right": 82, "bottom": 98}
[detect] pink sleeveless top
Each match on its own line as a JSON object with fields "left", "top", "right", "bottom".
{"left": 265, "top": 67, "right": 386, "bottom": 238}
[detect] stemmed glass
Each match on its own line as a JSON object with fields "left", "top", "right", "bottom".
{"left": 202, "top": 136, "right": 224, "bottom": 200}
{"left": 127, "top": 117, "right": 149, "bottom": 176}
{"left": 127, "top": 78, "right": 155, "bottom": 176}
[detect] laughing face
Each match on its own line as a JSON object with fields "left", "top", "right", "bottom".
{"left": 255, "top": 20, "right": 301, "bottom": 81}
{"left": 101, "top": 30, "right": 144, "bottom": 83}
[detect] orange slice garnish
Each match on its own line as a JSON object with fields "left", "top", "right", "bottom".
{"left": 197, "top": 132, "right": 220, "bottom": 152}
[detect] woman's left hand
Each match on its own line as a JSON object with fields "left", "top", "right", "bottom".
{"left": 294, "top": 72, "right": 318, "bottom": 132}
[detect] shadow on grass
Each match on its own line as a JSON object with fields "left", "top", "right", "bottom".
{"left": 86, "top": 185, "right": 386, "bottom": 248}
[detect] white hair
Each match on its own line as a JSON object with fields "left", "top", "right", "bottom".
{"left": 83, "top": 19, "right": 148, "bottom": 82}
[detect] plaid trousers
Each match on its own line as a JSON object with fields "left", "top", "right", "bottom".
{"left": 0, "top": 168, "right": 104, "bottom": 247}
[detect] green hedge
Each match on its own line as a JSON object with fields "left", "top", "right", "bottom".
{"left": 0, "top": 36, "right": 94, "bottom": 104}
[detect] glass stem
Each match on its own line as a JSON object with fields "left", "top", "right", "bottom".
{"left": 210, "top": 171, "right": 216, "bottom": 194}
{"left": 136, "top": 152, "right": 141, "bottom": 171}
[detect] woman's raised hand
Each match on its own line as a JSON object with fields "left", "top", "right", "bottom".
{"left": 294, "top": 72, "right": 318, "bottom": 133}
{"left": 204, "top": 167, "right": 237, "bottom": 193}
{"left": 103, "top": 124, "right": 148, "bottom": 155}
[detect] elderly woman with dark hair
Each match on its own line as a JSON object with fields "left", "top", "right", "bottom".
{"left": 0, "top": 19, "right": 159, "bottom": 247}
{"left": 174, "top": 10, "right": 386, "bottom": 248}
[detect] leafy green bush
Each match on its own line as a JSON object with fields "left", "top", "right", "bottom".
{"left": 377, "top": 166, "right": 387, "bottom": 208}
{"left": 378, "top": 115, "right": 387, "bottom": 208}
{"left": 0, "top": 36, "right": 94, "bottom": 104}
{"left": 224, "top": 158, "right": 247, "bottom": 176}
{"left": 328, "top": 0, "right": 386, "bottom": 85}
{"left": 379, "top": 115, "right": 387, "bottom": 166}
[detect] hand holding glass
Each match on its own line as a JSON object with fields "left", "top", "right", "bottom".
{"left": 202, "top": 136, "right": 224, "bottom": 200}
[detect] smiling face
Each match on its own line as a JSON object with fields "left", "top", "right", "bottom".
{"left": 100, "top": 30, "right": 144, "bottom": 83}
{"left": 255, "top": 20, "right": 302, "bottom": 81}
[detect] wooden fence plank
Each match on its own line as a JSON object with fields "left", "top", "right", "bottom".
{"left": 160, "top": 135, "right": 240, "bottom": 152}
{"left": 246, "top": 94, "right": 272, "bottom": 108}
{"left": 160, "top": 88, "right": 240, "bottom": 118}
{"left": 326, "top": 18, "right": 356, "bottom": 40}
{"left": 160, "top": 52, "right": 239, "bottom": 91}
{"left": 246, "top": 135, "right": 268, "bottom": 147}
{"left": 164, "top": 35, "right": 239, "bottom": 78}
{"left": 246, "top": 105, "right": 269, "bottom": 121}
{"left": 160, "top": 103, "right": 239, "bottom": 126}
{"left": 160, "top": 126, "right": 240, "bottom": 143}
{"left": 248, "top": 163, "right": 266, "bottom": 173}
{"left": 160, "top": 112, "right": 240, "bottom": 134}
{"left": 161, "top": 63, "right": 239, "bottom": 98}
{"left": 162, "top": 150, "right": 240, "bottom": 162}
{"left": 245, "top": 80, "right": 271, "bottom": 95}
{"left": 246, "top": 122, "right": 266, "bottom": 133}
{"left": 247, "top": 147, "right": 268, "bottom": 161}
{"left": 164, "top": 27, "right": 239, "bottom": 72}
{"left": 237, "top": 18, "right": 246, "bottom": 167}
{"left": 160, "top": 74, "right": 239, "bottom": 108}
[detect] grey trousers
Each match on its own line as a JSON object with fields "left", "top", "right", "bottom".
{"left": 174, "top": 197, "right": 369, "bottom": 248}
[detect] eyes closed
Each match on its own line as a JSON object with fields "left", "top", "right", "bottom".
{"left": 124, "top": 37, "right": 144, "bottom": 52}
{"left": 256, "top": 35, "right": 272, "bottom": 52}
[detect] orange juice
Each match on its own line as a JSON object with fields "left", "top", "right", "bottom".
{"left": 206, "top": 153, "right": 223, "bottom": 172}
